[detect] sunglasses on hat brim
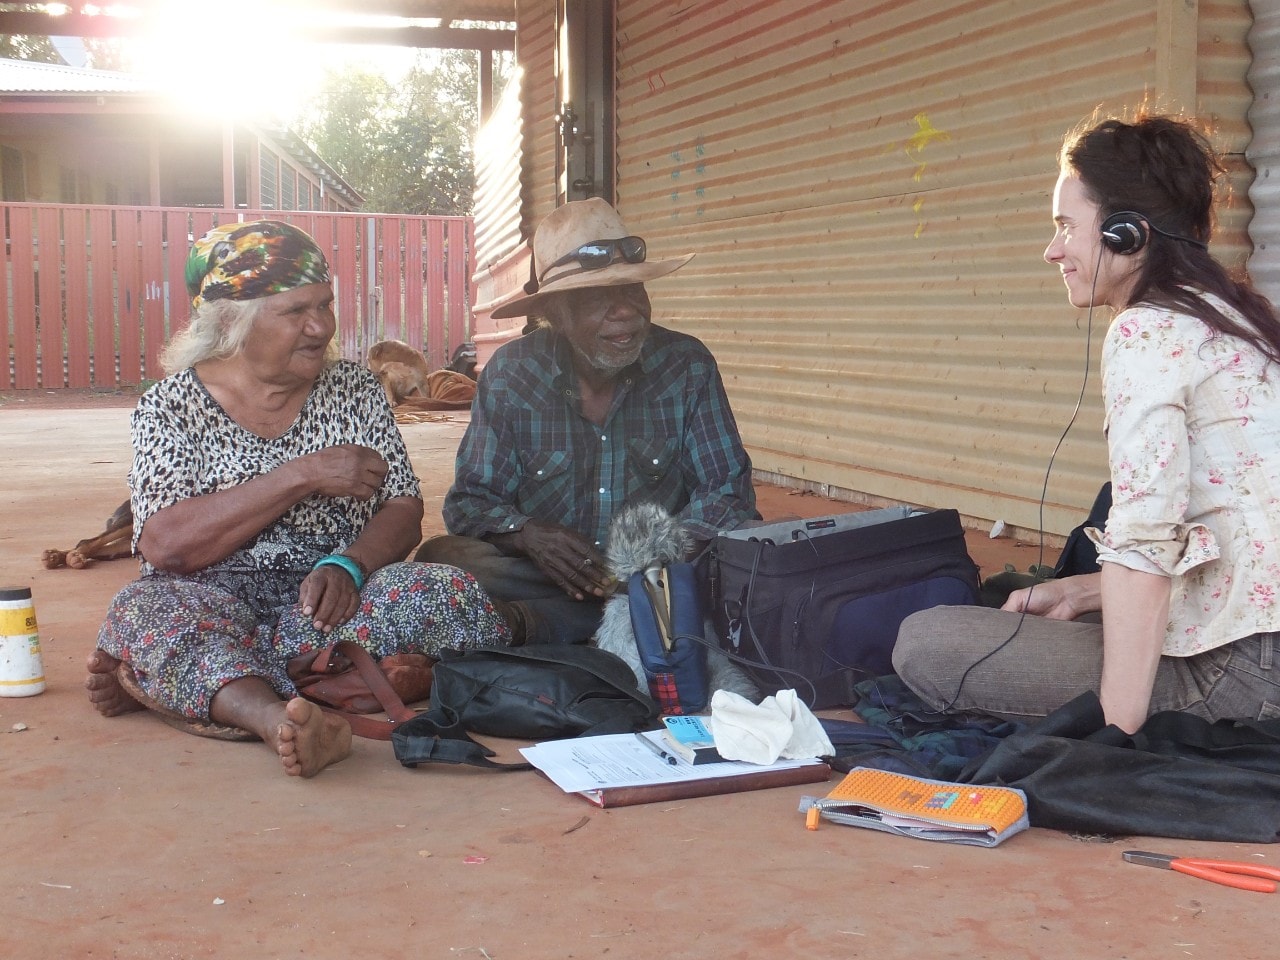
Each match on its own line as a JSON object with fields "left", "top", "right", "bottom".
{"left": 538, "top": 236, "right": 646, "bottom": 284}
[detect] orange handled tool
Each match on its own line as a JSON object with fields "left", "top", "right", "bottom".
{"left": 1123, "top": 850, "right": 1280, "bottom": 893}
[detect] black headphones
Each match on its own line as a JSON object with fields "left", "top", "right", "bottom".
{"left": 1100, "top": 210, "right": 1208, "bottom": 255}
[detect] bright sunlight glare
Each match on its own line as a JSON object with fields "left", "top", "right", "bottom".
{"left": 130, "top": 1, "right": 418, "bottom": 124}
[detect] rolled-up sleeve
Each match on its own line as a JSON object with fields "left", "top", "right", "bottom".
{"left": 1091, "top": 307, "right": 1221, "bottom": 576}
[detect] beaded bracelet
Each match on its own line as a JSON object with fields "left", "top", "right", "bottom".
{"left": 312, "top": 553, "right": 365, "bottom": 590}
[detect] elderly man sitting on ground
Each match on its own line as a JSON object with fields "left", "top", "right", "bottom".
{"left": 415, "top": 198, "right": 759, "bottom": 646}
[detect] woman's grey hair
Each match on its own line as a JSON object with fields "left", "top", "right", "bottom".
{"left": 160, "top": 298, "right": 264, "bottom": 373}
{"left": 159, "top": 297, "right": 340, "bottom": 373}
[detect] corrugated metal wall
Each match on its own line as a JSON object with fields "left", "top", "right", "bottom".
{"left": 473, "top": 67, "right": 525, "bottom": 270}
{"left": 609, "top": 0, "right": 1256, "bottom": 535}
{"left": 517, "top": 0, "right": 560, "bottom": 237}
{"left": 1247, "top": 0, "right": 1280, "bottom": 300}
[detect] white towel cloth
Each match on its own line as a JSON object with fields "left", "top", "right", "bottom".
{"left": 709, "top": 688, "right": 835, "bottom": 764}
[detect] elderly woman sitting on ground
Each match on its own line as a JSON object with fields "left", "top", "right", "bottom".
{"left": 85, "top": 220, "right": 511, "bottom": 777}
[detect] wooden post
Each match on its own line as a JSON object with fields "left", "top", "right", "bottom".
{"left": 222, "top": 120, "right": 236, "bottom": 210}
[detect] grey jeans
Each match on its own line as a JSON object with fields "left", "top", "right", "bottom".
{"left": 414, "top": 534, "right": 604, "bottom": 646}
{"left": 892, "top": 605, "right": 1280, "bottom": 725}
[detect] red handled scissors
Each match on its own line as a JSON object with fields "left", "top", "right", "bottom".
{"left": 1123, "top": 850, "right": 1280, "bottom": 893}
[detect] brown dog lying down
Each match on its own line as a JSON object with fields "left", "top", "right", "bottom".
{"left": 367, "top": 339, "right": 432, "bottom": 406}
{"left": 43, "top": 499, "right": 133, "bottom": 569}
{"left": 393, "top": 370, "right": 477, "bottom": 410}
{"left": 366, "top": 339, "right": 477, "bottom": 410}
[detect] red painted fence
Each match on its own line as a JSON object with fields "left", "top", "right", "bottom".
{"left": 2, "top": 203, "right": 475, "bottom": 391}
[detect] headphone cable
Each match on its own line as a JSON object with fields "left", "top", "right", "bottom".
{"left": 926, "top": 242, "right": 1103, "bottom": 715}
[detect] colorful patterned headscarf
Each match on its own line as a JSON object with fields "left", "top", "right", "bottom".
{"left": 185, "top": 220, "right": 330, "bottom": 309}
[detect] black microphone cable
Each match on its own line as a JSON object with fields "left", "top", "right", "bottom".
{"left": 924, "top": 241, "right": 1105, "bottom": 715}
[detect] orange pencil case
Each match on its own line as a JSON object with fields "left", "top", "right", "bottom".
{"left": 800, "top": 767, "right": 1029, "bottom": 847}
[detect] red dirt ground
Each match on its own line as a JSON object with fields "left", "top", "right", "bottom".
{"left": 1, "top": 389, "right": 1273, "bottom": 960}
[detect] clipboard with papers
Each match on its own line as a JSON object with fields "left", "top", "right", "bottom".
{"left": 520, "top": 730, "right": 831, "bottom": 808}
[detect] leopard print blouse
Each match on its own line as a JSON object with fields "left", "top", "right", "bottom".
{"left": 128, "top": 360, "right": 421, "bottom": 622}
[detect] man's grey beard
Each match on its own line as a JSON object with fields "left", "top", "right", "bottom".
{"left": 570, "top": 337, "right": 643, "bottom": 374}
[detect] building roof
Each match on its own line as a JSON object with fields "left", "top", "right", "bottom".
{"left": 0, "top": 4, "right": 514, "bottom": 51}
{"left": 0, "top": 56, "right": 149, "bottom": 93}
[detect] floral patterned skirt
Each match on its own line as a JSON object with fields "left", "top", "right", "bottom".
{"left": 96, "top": 561, "right": 510, "bottom": 720}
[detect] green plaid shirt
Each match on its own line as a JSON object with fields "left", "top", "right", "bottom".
{"left": 444, "top": 325, "right": 757, "bottom": 546}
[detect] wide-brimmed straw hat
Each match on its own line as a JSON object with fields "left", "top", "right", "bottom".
{"left": 490, "top": 198, "right": 694, "bottom": 319}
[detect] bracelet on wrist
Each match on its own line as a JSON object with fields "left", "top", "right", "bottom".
{"left": 340, "top": 551, "right": 369, "bottom": 580}
{"left": 312, "top": 553, "right": 365, "bottom": 590}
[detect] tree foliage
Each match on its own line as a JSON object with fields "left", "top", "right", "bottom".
{"left": 295, "top": 50, "right": 486, "bottom": 216}
{"left": 0, "top": 25, "right": 136, "bottom": 70}
{"left": 81, "top": 38, "right": 138, "bottom": 72}
{"left": 2, "top": 22, "right": 500, "bottom": 217}
{"left": 0, "top": 1, "right": 60, "bottom": 65}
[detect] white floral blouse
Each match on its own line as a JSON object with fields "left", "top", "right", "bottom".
{"left": 1088, "top": 292, "right": 1280, "bottom": 656}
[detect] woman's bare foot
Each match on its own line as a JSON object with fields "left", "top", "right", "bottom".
{"left": 85, "top": 649, "right": 145, "bottom": 716}
{"left": 274, "top": 697, "right": 352, "bottom": 778}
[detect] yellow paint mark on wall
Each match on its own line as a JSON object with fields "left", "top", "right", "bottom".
{"left": 887, "top": 113, "right": 951, "bottom": 238}
{"left": 904, "top": 112, "right": 950, "bottom": 181}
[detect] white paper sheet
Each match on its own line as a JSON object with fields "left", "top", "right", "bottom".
{"left": 520, "top": 730, "right": 824, "bottom": 794}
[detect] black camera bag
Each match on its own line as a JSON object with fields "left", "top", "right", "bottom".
{"left": 708, "top": 507, "right": 980, "bottom": 708}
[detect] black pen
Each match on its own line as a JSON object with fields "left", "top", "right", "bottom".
{"left": 634, "top": 731, "right": 678, "bottom": 765}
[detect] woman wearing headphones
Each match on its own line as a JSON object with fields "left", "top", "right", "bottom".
{"left": 894, "top": 112, "right": 1280, "bottom": 733}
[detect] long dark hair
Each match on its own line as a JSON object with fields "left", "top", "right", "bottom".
{"left": 1062, "top": 111, "right": 1280, "bottom": 363}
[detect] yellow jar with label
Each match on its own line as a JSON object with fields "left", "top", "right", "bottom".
{"left": 0, "top": 586, "right": 46, "bottom": 697}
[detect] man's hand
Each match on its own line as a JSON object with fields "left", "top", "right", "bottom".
{"left": 508, "top": 519, "right": 614, "bottom": 600}
{"left": 299, "top": 565, "right": 362, "bottom": 633}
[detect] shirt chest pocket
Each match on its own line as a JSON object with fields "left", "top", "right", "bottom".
{"left": 517, "top": 449, "right": 574, "bottom": 513}
{"left": 629, "top": 435, "right": 678, "bottom": 486}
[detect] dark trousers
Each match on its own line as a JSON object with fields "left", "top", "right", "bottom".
{"left": 415, "top": 535, "right": 605, "bottom": 645}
